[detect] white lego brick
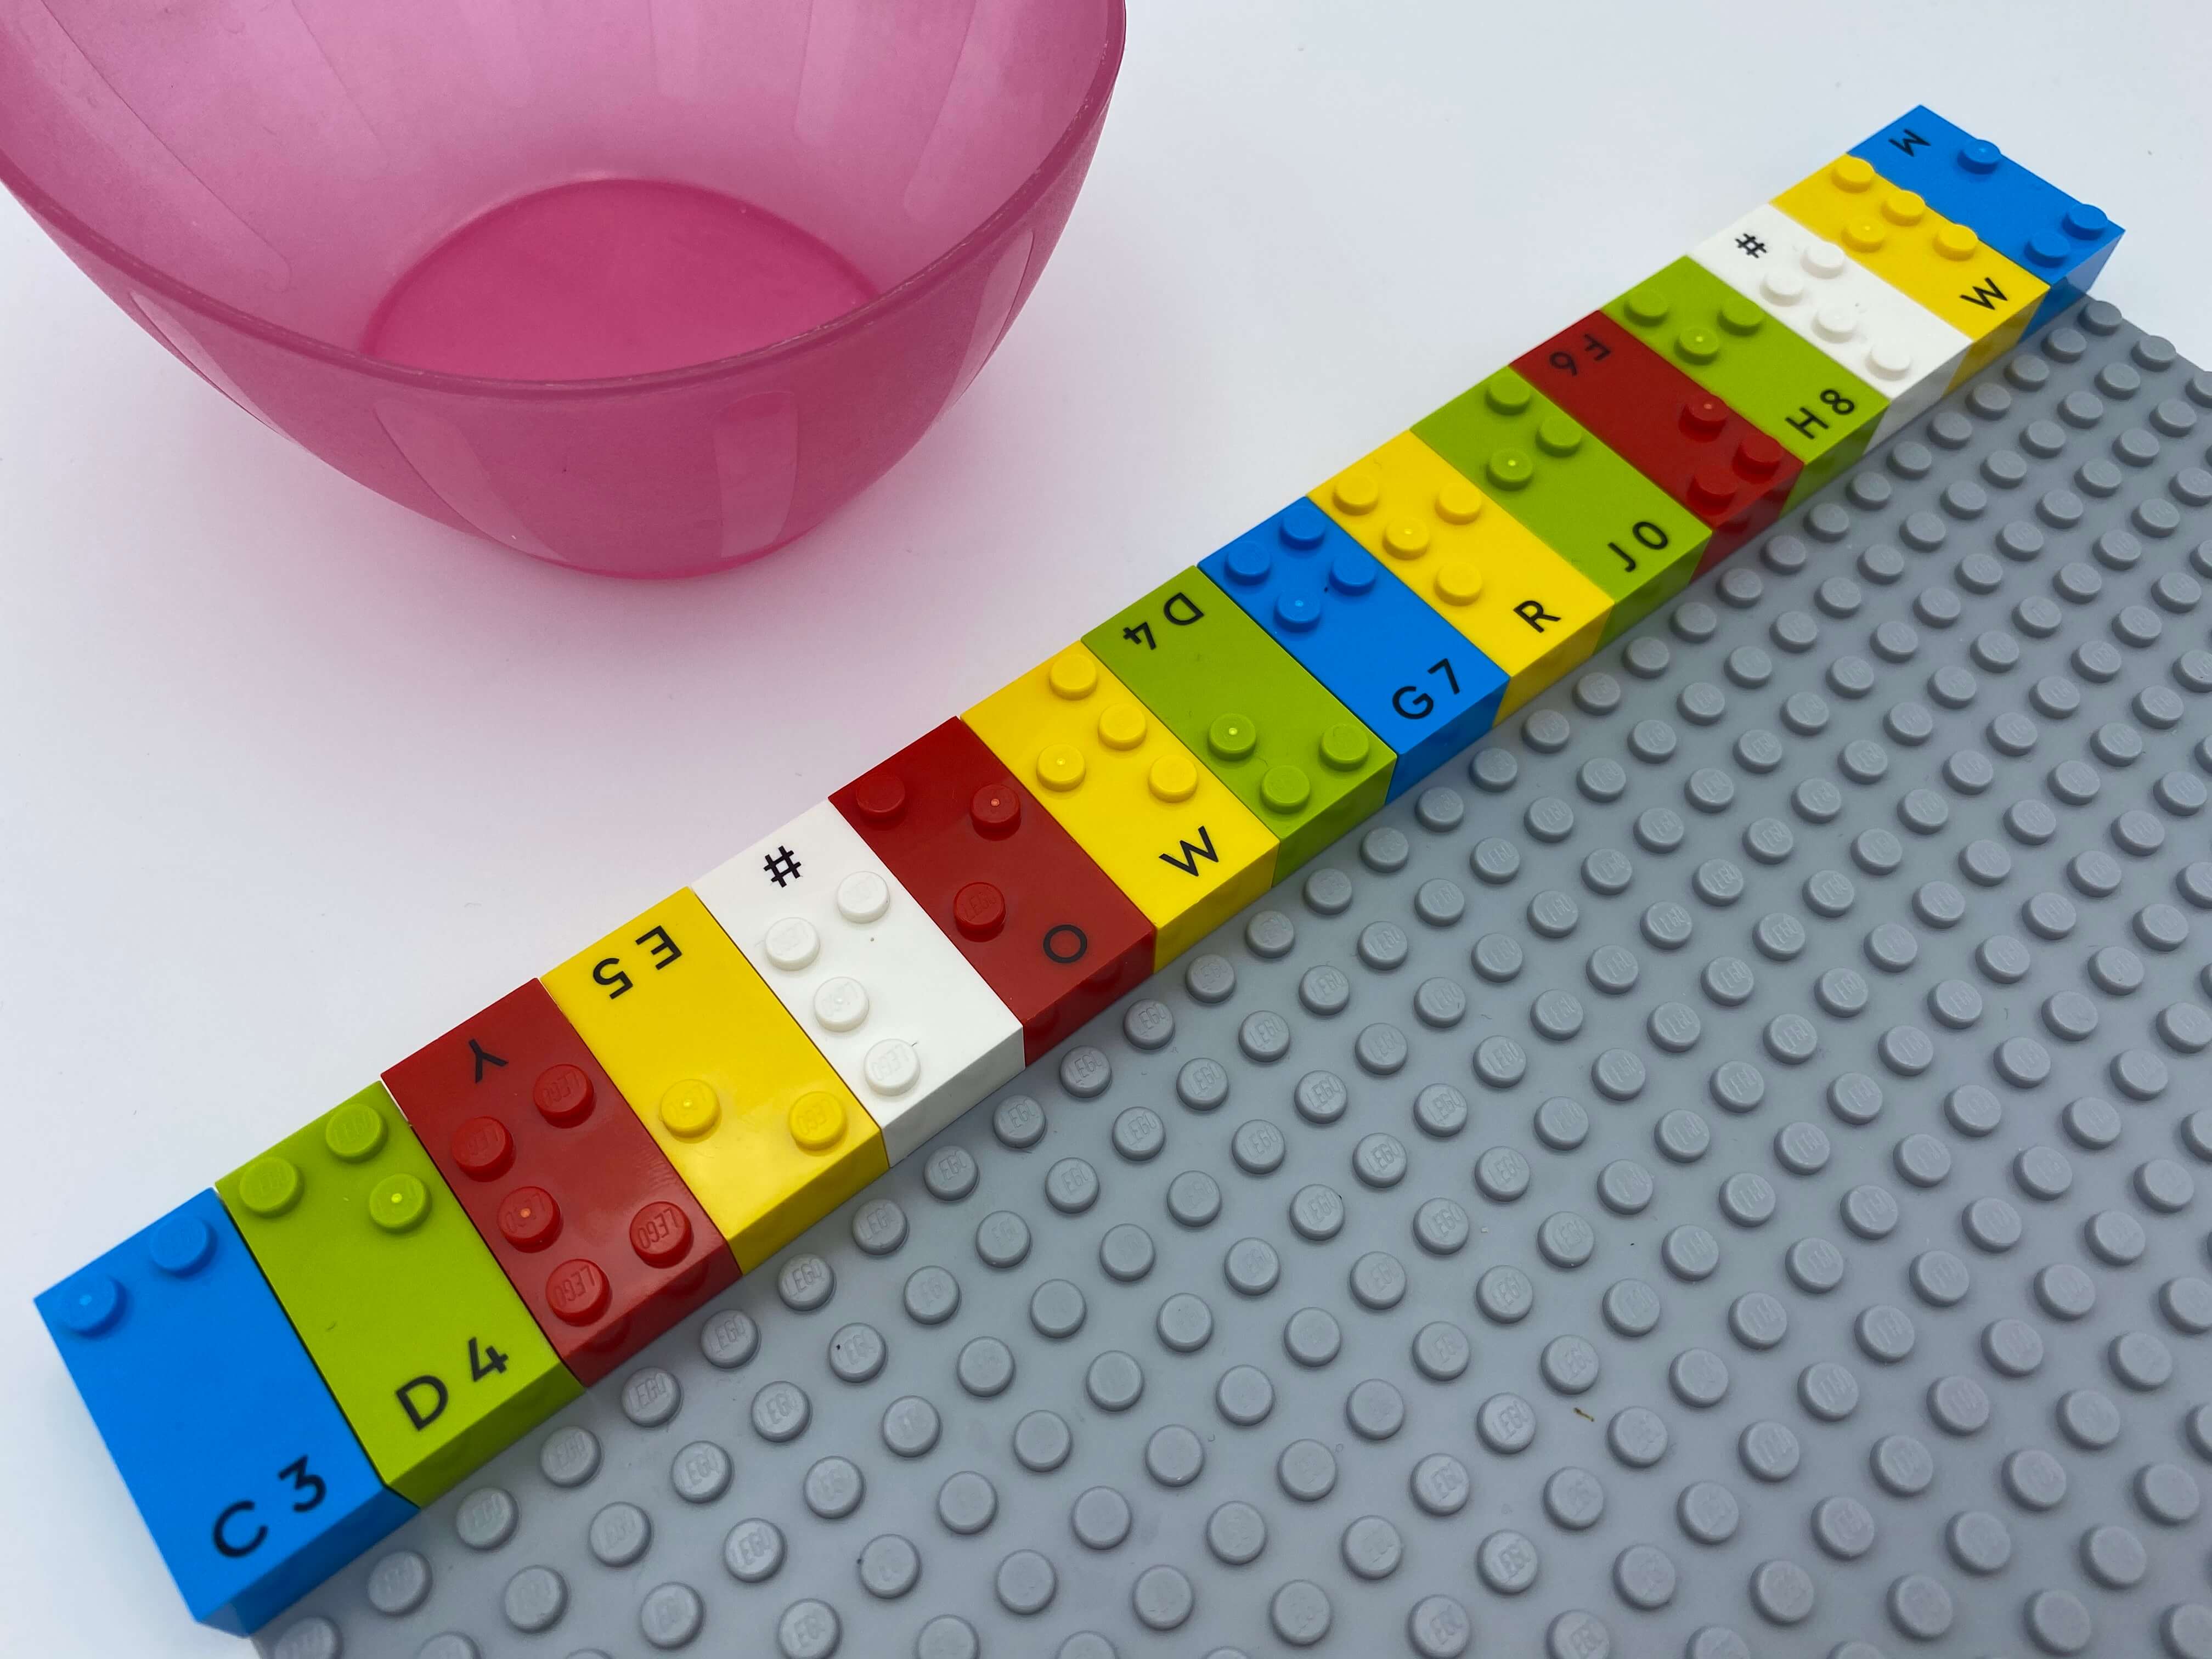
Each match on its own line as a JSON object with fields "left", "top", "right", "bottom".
{"left": 695, "top": 800, "right": 1023, "bottom": 1164}
{"left": 1692, "top": 202, "right": 1973, "bottom": 441}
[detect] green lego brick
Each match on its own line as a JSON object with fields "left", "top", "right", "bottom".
{"left": 1413, "top": 368, "right": 1709, "bottom": 639}
{"left": 1606, "top": 256, "right": 1887, "bottom": 506}
{"left": 218, "top": 1083, "right": 579, "bottom": 1506}
{"left": 1084, "top": 569, "right": 1392, "bottom": 873}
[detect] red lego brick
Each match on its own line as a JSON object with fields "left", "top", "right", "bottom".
{"left": 1516, "top": 312, "right": 1801, "bottom": 572}
{"left": 833, "top": 719, "right": 1155, "bottom": 1062}
{"left": 383, "top": 981, "right": 737, "bottom": 1385}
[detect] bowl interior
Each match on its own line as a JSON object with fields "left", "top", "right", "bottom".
{"left": 1, "top": 0, "right": 1117, "bottom": 381}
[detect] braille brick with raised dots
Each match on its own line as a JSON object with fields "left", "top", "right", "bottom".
{"left": 832, "top": 718, "right": 1154, "bottom": 1063}
{"left": 694, "top": 800, "right": 1025, "bottom": 1164}
{"left": 1775, "top": 154, "right": 2047, "bottom": 380}
{"left": 37, "top": 1190, "right": 413, "bottom": 1633}
{"left": 1086, "top": 568, "right": 1393, "bottom": 871}
{"left": 963, "top": 644, "right": 1277, "bottom": 965}
{"left": 1413, "top": 365, "right": 1711, "bottom": 636}
{"left": 1852, "top": 106, "right": 2121, "bottom": 331}
{"left": 1516, "top": 308, "right": 1801, "bottom": 571}
{"left": 1199, "top": 499, "right": 1508, "bottom": 795}
{"left": 382, "top": 981, "right": 739, "bottom": 1385}
{"left": 541, "top": 889, "right": 888, "bottom": 1272}
{"left": 217, "top": 1085, "right": 579, "bottom": 1506}
{"left": 1602, "top": 257, "right": 1886, "bottom": 512}
{"left": 1313, "top": 431, "right": 1613, "bottom": 714}
{"left": 1691, "top": 201, "right": 1972, "bottom": 444}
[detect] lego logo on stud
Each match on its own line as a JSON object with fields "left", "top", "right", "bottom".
{"left": 864, "top": 1039, "right": 921, "bottom": 1096}
{"left": 532, "top": 1063, "right": 594, "bottom": 1126}
{"left": 788, "top": 1091, "right": 849, "bottom": 1153}
{"left": 1260, "top": 765, "right": 1311, "bottom": 814}
{"left": 659, "top": 1079, "right": 720, "bottom": 1139}
{"left": 324, "top": 1100, "right": 388, "bottom": 1163}
{"left": 236, "top": 1155, "right": 304, "bottom": 1218}
{"left": 148, "top": 1213, "right": 217, "bottom": 1278}
{"left": 764, "top": 916, "right": 820, "bottom": 972}
{"left": 546, "top": 1258, "right": 611, "bottom": 1324}
{"left": 814, "top": 976, "right": 871, "bottom": 1032}
{"left": 497, "top": 1185, "right": 562, "bottom": 1251}
{"left": 369, "top": 1173, "right": 431, "bottom": 1234}
{"left": 1320, "top": 722, "right": 1372, "bottom": 772}
{"left": 628, "top": 1199, "right": 694, "bottom": 1266}
{"left": 835, "top": 871, "right": 891, "bottom": 924}
{"left": 953, "top": 881, "right": 1007, "bottom": 940}
{"left": 451, "top": 1116, "right": 515, "bottom": 1180}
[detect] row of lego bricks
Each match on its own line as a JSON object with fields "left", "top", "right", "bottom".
{"left": 34, "top": 105, "right": 2123, "bottom": 1643}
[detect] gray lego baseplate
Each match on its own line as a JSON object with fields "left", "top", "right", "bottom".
{"left": 258, "top": 300, "right": 2212, "bottom": 1659}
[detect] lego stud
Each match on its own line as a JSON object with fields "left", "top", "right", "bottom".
{"left": 865, "top": 1039, "right": 921, "bottom": 1097}
{"left": 969, "top": 782, "right": 1021, "bottom": 837}
{"left": 1688, "top": 466, "right": 1741, "bottom": 516}
{"left": 1147, "top": 753, "right": 1198, "bottom": 803}
{"left": 1328, "top": 553, "right": 1375, "bottom": 595}
{"left": 52, "top": 1272, "right": 125, "bottom": 1337}
{"left": 628, "top": 1200, "right": 695, "bottom": 1267}
{"left": 1278, "top": 500, "right": 1330, "bottom": 550}
{"left": 1434, "top": 479, "right": 1483, "bottom": 526}
{"left": 1843, "top": 218, "right": 1888, "bottom": 255}
{"left": 368, "top": 1172, "right": 431, "bottom": 1234}
{"left": 533, "top": 1063, "right": 595, "bottom": 1127}
{"left": 1046, "top": 650, "right": 1097, "bottom": 701}
{"left": 1207, "top": 713, "right": 1259, "bottom": 763}
{"left": 1679, "top": 396, "right": 1726, "bottom": 440}
{"left": 324, "top": 1099, "right": 389, "bottom": 1164}
{"left": 659, "top": 1079, "right": 721, "bottom": 1139}
{"left": 546, "top": 1259, "right": 611, "bottom": 1325}
{"left": 2063, "top": 204, "right": 2112, "bottom": 241}
{"left": 451, "top": 1116, "right": 516, "bottom": 1181}
{"left": 1622, "top": 286, "right": 1672, "bottom": 328}
{"left": 1035, "top": 742, "right": 1087, "bottom": 792}
{"left": 148, "top": 1214, "right": 217, "bottom": 1278}
{"left": 1535, "top": 415, "right": 1583, "bottom": 458}
{"left": 1866, "top": 339, "right": 1916, "bottom": 383}
{"left": 814, "top": 975, "right": 871, "bottom": 1033}
{"left": 1881, "top": 189, "right": 1927, "bottom": 228}
{"left": 1717, "top": 296, "right": 1764, "bottom": 338}
{"left": 1273, "top": 592, "right": 1321, "bottom": 633}
{"left": 1260, "top": 764, "right": 1312, "bottom": 814}
{"left": 1485, "top": 448, "right": 1533, "bottom": 492}
{"left": 1096, "top": 704, "right": 1147, "bottom": 752}
{"left": 1933, "top": 223, "right": 1980, "bottom": 261}
{"left": 1829, "top": 156, "right": 1877, "bottom": 194}
{"left": 787, "top": 1091, "right": 850, "bottom": 1154}
{"left": 1733, "top": 433, "right": 1784, "bottom": 481}
{"left": 1223, "top": 544, "right": 1273, "bottom": 586}
{"left": 1381, "top": 520, "right": 1431, "bottom": 560}
{"left": 2025, "top": 234, "right": 2069, "bottom": 270}
{"left": 764, "top": 916, "right": 822, "bottom": 972}
{"left": 1482, "top": 375, "right": 1534, "bottom": 417}
{"left": 1803, "top": 241, "right": 1849, "bottom": 280}
{"left": 1812, "top": 302, "right": 1861, "bottom": 346}
{"left": 836, "top": 870, "right": 891, "bottom": 925}
{"left": 953, "top": 881, "right": 1007, "bottom": 941}
{"left": 1957, "top": 139, "right": 2002, "bottom": 176}
{"left": 1319, "top": 722, "right": 1371, "bottom": 772}
{"left": 1674, "top": 326, "right": 1720, "bottom": 366}
{"left": 236, "top": 1154, "right": 304, "bottom": 1218}
{"left": 1434, "top": 561, "right": 1484, "bottom": 607}
{"left": 1759, "top": 268, "right": 1807, "bottom": 308}
{"left": 1330, "top": 466, "right": 1382, "bottom": 517}
{"left": 497, "top": 1185, "right": 562, "bottom": 1251}
{"left": 848, "top": 771, "right": 908, "bottom": 825}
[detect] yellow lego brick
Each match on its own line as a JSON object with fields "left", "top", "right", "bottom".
{"left": 1774, "top": 156, "right": 2047, "bottom": 383}
{"left": 963, "top": 645, "right": 1278, "bottom": 966}
{"left": 541, "top": 890, "right": 887, "bottom": 1273}
{"left": 1314, "top": 432, "right": 1612, "bottom": 714}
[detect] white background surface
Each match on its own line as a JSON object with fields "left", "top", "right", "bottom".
{"left": 3, "top": 3, "right": 2207, "bottom": 1651}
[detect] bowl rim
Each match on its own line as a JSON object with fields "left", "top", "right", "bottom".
{"left": 0, "top": 0, "right": 1125, "bottom": 400}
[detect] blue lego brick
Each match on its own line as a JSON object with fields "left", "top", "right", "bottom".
{"left": 1851, "top": 105, "right": 2121, "bottom": 329}
{"left": 1199, "top": 498, "right": 1508, "bottom": 799}
{"left": 37, "top": 1190, "right": 414, "bottom": 1634}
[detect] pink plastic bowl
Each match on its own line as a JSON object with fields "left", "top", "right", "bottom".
{"left": 0, "top": 1, "right": 1124, "bottom": 577}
